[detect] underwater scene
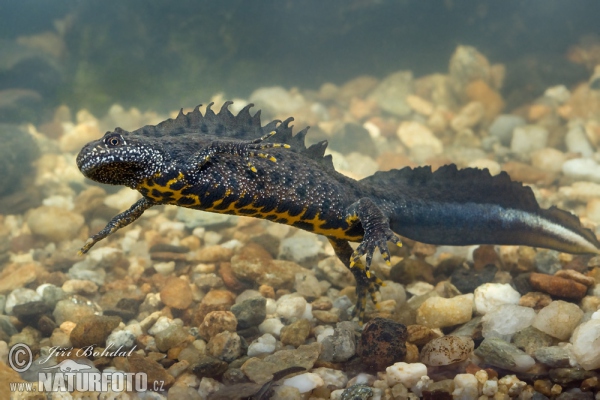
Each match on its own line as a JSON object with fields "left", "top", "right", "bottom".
{"left": 2, "top": 1, "right": 600, "bottom": 399}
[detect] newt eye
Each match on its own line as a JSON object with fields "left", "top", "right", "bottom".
{"left": 105, "top": 135, "right": 123, "bottom": 147}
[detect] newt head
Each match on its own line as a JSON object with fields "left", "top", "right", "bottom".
{"left": 76, "top": 127, "right": 166, "bottom": 188}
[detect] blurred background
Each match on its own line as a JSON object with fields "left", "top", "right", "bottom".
{"left": 1, "top": 0, "right": 600, "bottom": 121}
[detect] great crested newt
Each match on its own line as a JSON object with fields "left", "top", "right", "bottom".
{"left": 76, "top": 102, "right": 600, "bottom": 319}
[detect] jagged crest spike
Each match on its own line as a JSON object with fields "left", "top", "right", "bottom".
{"left": 127, "top": 101, "right": 335, "bottom": 170}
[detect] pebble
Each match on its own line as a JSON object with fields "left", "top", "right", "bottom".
{"left": 198, "top": 311, "right": 237, "bottom": 340}
{"left": 386, "top": 362, "right": 428, "bottom": 389}
{"left": 280, "top": 318, "right": 312, "bottom": 347}
{"left": 53, "top": 295, "right": 101, "bottom": 325}
{"left": 396, "top": 121, "right": 443, "bottom": 160}
{"left": 282, "top": 372, "right": 324, "bottom": 394}
{"left": 450, "top": 264, "right": 497, "bottom": 294}
{"left": 294, "top": 271, "right": 323, "bottom": 299}
{"left": 534, "top": 250, "right": 562, "bottom": 275}
{"left": 368, "top": 70, "right": 414, "bottom": 117}
{"left": 474, "top": 337, "right": 536, "bottom": 372}
{"left": 155, "top": 325, "right": 192, "bottom": 352}
{"left": 104, "top": 187, "right": 141, "bottom": 210}
{"left": 481, "top": 304, "right": 536, "bottom": 341}
{"left": 489, "top": 114, "right": 526, "bottom": 145}
{"left": 279, "top": 235, "right": 322, "bottom": 266}
{"left": 452, "top": 373, "right": 479, "bottom": 400}
{"left": 312, "top": 367, "right": 348, "bottom": 389}
{"left": 532, "top": 300, "right": 583, "bottom": 341}
{"left": 512, "top": 326, "right": 555, "bottom": 355}
{"left": 559, "top": 181, "right": 600, "bottom": 202}
{"left": 420, "top": 335, "right": 474, "bottom": 366}
{"left": 258, "top": 318, "right": 285, "bottom": 337}
{"left": 357, "top": 318, "right": 408, "bottom": 371}
{"left": 247, "top": 333, "right": 277, "bottom": 357}
{"left": 533, "top": 346, "right": 571, "bottom": 368}
{"left": 510, "top": 125, "right": 549, "bottom": 154}
{"left": 70, "top": 315, "right": 121, "bottom": 348}
{"left": 474, "top": 283, "right": 521, "bottom": 315}
{"left": 0, "top": 263, "right": 39, "bottom": 295}
{"left": 105, "top": 329, "right": 136, "bottom": 350}
{"left": 529, "top": 272, "right": 587, "bottom": 300}
{"left": 570, "top": 317, "right": 600, "bottom": 370}
{"left": 565, "top": 124, "right": 594, "bottom": 157}
{"left": 249, "top": 86, "right": 306, "bottom": 116}
{"left": 317, "top": 256, "right": 355, "bottom": 289}
{"left": 276, "top": 295, "right": 310, "bottom": 321}
{"left": 320, "top": 322, "right": 357, "bottom": 363}
{"left": 530, "top": 148, "right": 567, "bottom": 173}
{"left": 160, "top": 277, "right": 193, "bottom": 309}
{"left": 128, "top": 352, "right": 175, "bottom": 389}
{"left": 5, "top": 288, "right": 42, "bottom": 314}
{"left": 230, "top": 296, "right": 266, "bottom": 329}
{"left": 207, "top": 331, "right": 242, "bottom": 362}
{"left": 416, "top": 294, "right": 473, "bottom": 328}
{"left": 27, "top": 205, "right": 84, "bottom": 241}
{"left": 61, "top": 279, "right": 98, "bottom": 295}
{"left": 562, "top": 158, "right": 600, "bottom": 183}
{"left": 175, "top": 207, "right": 236, "bottom": 229}
{"left": 241, "top": 342, "right": 321, "bottom": 385}
{"left": 450, "top": 101, "right": 484, "bottom": 131}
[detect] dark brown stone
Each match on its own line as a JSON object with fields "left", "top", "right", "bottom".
{"left": 128, "top": 353, "right": 175, "bottom": 388}
{"left": 70, "top": 315, "right": 121, "bottom": 348}
{"left": 530, "top": 272, "right": 588, "bottom": 300}
{"left": 357, "top": 317, "right": 408, "bottom": 371}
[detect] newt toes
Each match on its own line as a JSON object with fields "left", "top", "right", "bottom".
{"left": 76, "top": 102, "right": 600, "bottom": 321}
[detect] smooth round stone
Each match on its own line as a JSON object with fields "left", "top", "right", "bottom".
{"left": 489, "top": 114, "right": 525, "bottom": 145}
{"left": 27, "top": 206, "right": 84, "bottom": 242}
{"left": 532, "top": 300, "right": 583, "bottom": 341}
{"left": 481, "top": 304, "right": 536, "bottom": 341}
{"left": 420, "top": 336, "right": 474, "bottom": 366}
{"left": 247, "top": 333, "right": 277, "bottom": 357}
{"left": 416, "top": 294, "right": 474, "bottom": 328}
{"left": 474, "top": 337, "right": 535, "bottom": 372}
{"left": 282, "top": 372, "right": 324, "bottom": 394}
{"left": 510, "top": 125, "right": 548, "bottom": 154}
{"left": 474, "top": 283, "right": 521, "bottom": 315}
{"left": 276, "top": 295, "right": 309, "bottom": 320}
{"left": 385, "top": 362, "right": 428, "bottom": 388}
{"left": 570, "top": 318, "right": 600, "bottom": 370}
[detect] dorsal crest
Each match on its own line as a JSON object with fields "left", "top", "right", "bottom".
{"left": 130, "top": 101, "right": 334, "bottom": 170}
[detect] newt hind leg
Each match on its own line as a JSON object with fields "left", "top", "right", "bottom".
{"left": 328, "top": 238, "right": 384, "bottom": 322}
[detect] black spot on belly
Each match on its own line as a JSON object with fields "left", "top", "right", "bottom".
{"left": 302, "top": 204, "right": 319, "bottom": 220}
{"left": 265, "top": 215, "right": 277, "bottom": 221}
{"left": 170, "top": 181, "right": 186, "bottom": 190}
{"left": 293, "top": 221, "right": 316, "bottom": 231}
{"left": 178, "top": 196, "right": 197, "bottom": 206}
{"left": 236, "top": 195, "right": 253, "bottom": 208}
{"left": 238, "top": 208, "right": 258, "bottom": 215}
{"left": 255, "top": 196, "right": 277, "bottom": 212}
{"left": 139, "top": 187, "right": 149, "bottom": 196}
{"left": 275, "top": 218, "right": 289, "bottom": 224}
{"left": 151, "top": 188, "right": 164, "bottom": 198}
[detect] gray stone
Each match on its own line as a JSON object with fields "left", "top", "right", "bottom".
{"left": 512, "top": 326, "right": 555, "bottom": 355}
{"left": 52, "top": 295, "right": 102, "bottom": 325}
{"left": 5, "top": 288, "right": 41, "bottom": 314}
{"left": 231, "top": 297, "right": 266, "bottom": 329}
{"left": 176, "top": 207, "right": 236, "bottom": 229}
{"left": 39, "top": 284, "right": 66, "bottom": 309}
{"left": 489, "top": 115, "right": 526, "bottom": 146}
{"left": 320, "top": 323, "right": 356, "bottom": 363}
{"left": 534, "top": 250, "right": 562, "bottom": 275}
{"left": 534, "top": 346, "right": 570, "bottom": 368}
{"left": 279, "top": 235, "right": 321, "bottom": 266}
{"left": 155, "top": 325, "right": 190, "bottom": 352}
{"left": 106, "top": 330, "right": 136, "bottom": 351}
{"left": 474, "top": 337, "right": 535, "bottom": 372}
{"left": 368, "top": 71, "right": 414, "bottom": 117}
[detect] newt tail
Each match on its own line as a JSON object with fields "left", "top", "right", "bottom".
{"left": 76, "top": 102, "right": 600, "bottom": 321}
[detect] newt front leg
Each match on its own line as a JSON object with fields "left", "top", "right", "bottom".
{"left": 78, "top": 197, "right": 155, "bottom": 255}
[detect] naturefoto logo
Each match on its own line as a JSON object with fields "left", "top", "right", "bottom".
{"left": 8, "top": 343, "right": 161, "bottom": 394}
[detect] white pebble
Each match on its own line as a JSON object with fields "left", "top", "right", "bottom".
{"left": 510, "top": 125, "right": 548, "bottom": 154}
{"left": 258, "top": 318, "right": 284, "bottom": 337}
{"left": 420, "top": 336, "right": 474, "bottom": 366}
{"left": 386, "top": 362, "right": 428, "bottom": 388}
{"left": 153, "top": 261, "right": 175, "bottom": 275}
{"left": 482, "top": 304, "right": 536, "bottom": 341}
{"left": 570, "top": 318, "right": 600, "bottom": 370}
{"left": 532, "top": 300, "right": 583, "bottom": 341}
{"left": 247, "top": 333, "right": 277, "bottom": 357}
{"left": 282, "top": 372, "right": 324, "bottom": 393}
{"left": 565, "top": 124, "right": 594, "bottom": 157}
{"left": 482, "top": 380, "right": 498, "bottom": 396}
{"left": 452, "top": 373, "right": 479, "bottom": 400}
{"left": 276, "top": 295, "right": 308, "bottom": 320}
{"left": 5, "top": 288, "right": 41, "bottom": 314}
{"left": 312, "top": 367, "right": 348, "bottom": 389}
{"left": 104, "top": 188, "right": 141, "bottom": 211}
{"left": 562, "top": 158, "right": 600, "bottom": 183}
{"left": 474, "top": 283, "right": 521, "bottom": 315}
